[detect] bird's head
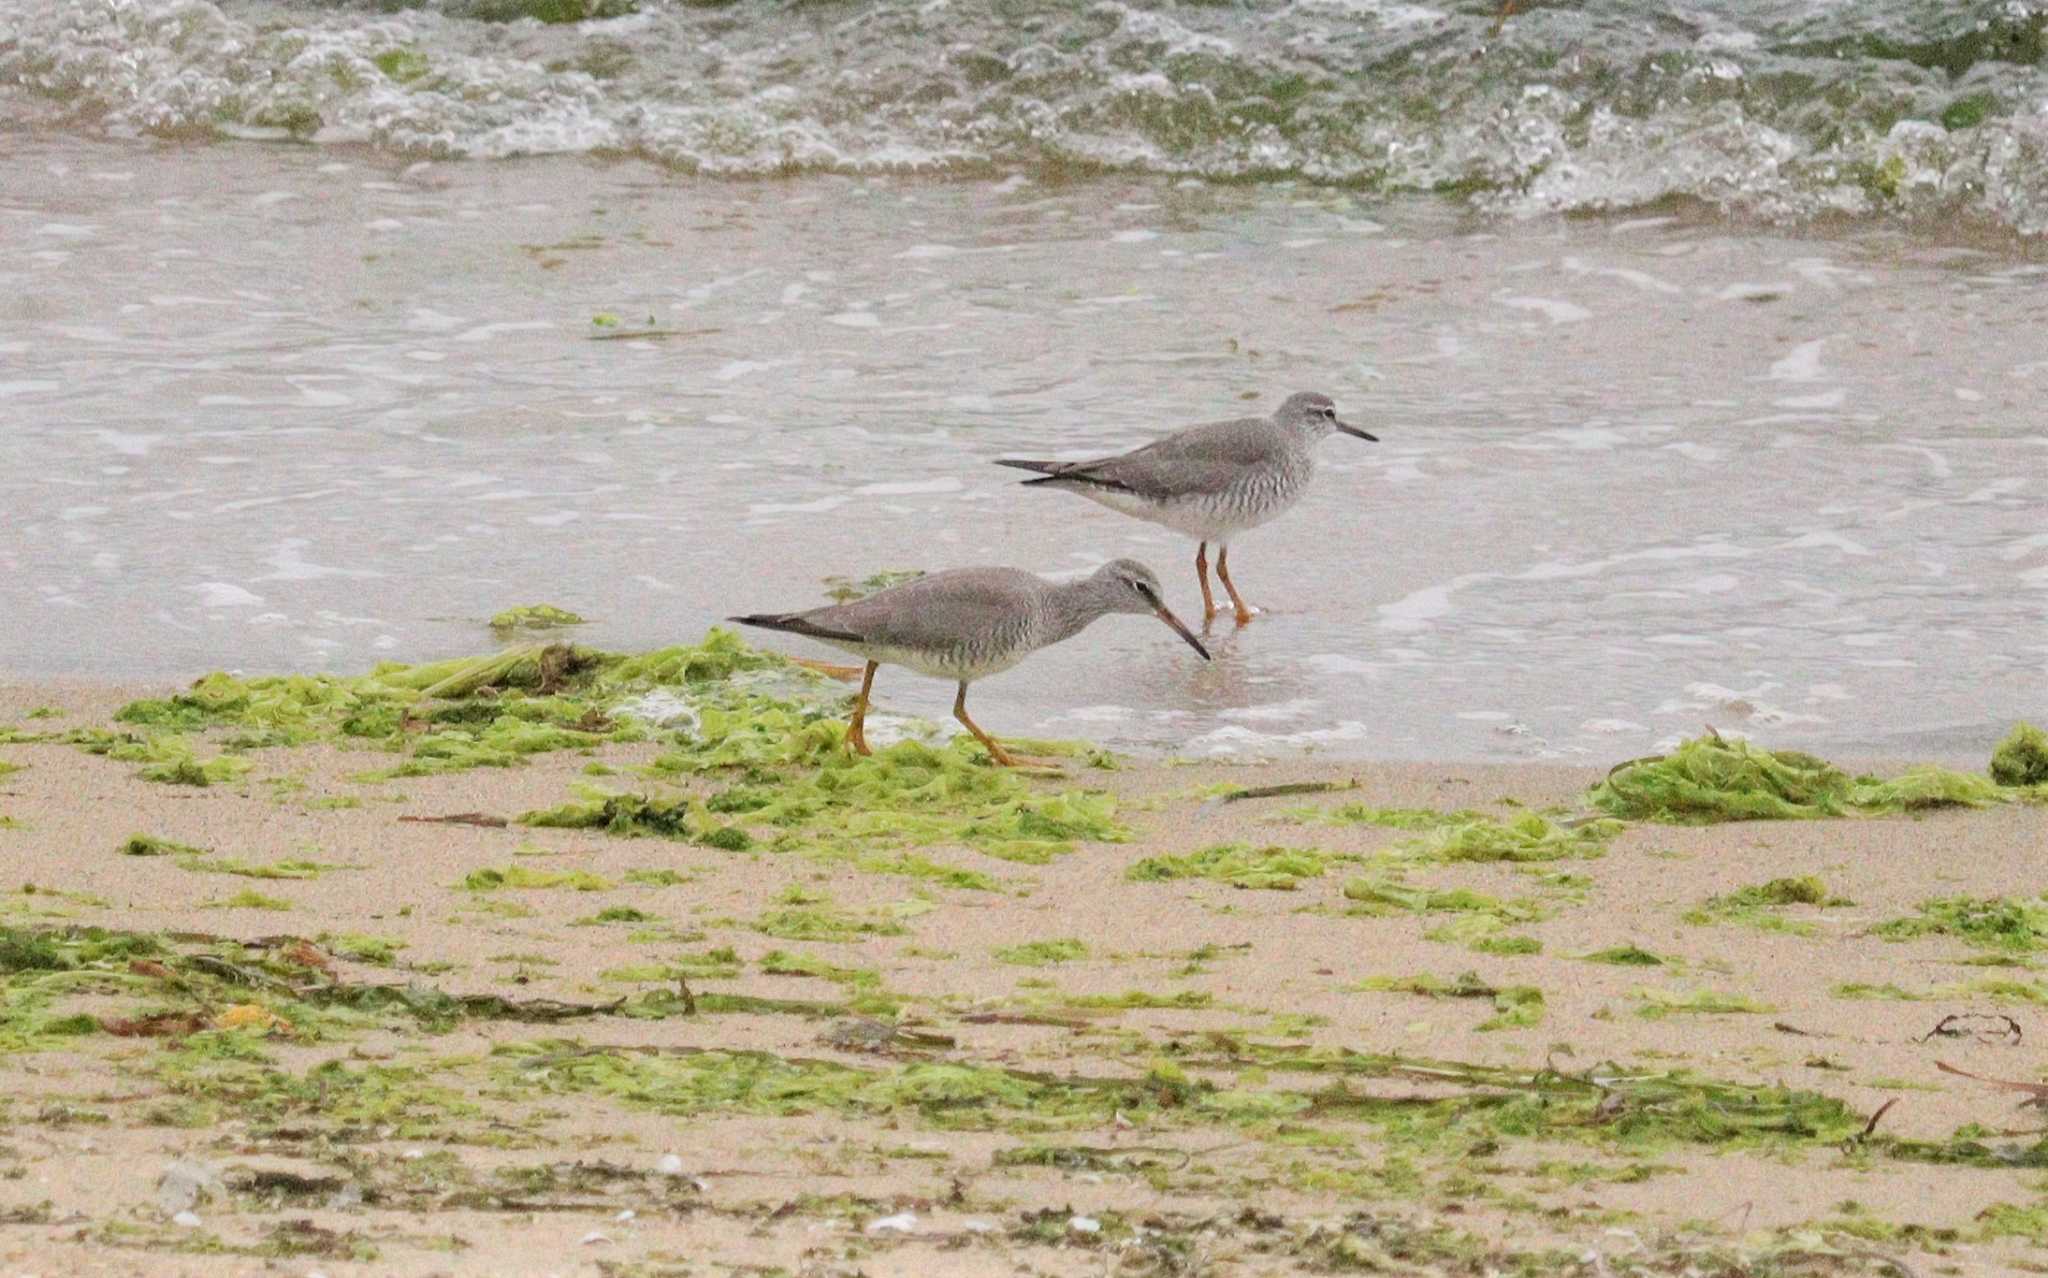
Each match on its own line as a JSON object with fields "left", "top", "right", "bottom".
{"left": 1091, "top": 558, "right": 1210, "bottom": 660}
{"left": 1276, "top": 390, "right": 1377, "bottom": 443}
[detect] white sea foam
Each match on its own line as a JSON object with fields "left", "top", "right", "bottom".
{"left": 7, "top": 0, "right": 2048, "bottom": 233}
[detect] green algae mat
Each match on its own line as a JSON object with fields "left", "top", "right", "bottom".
{"left": 1, "top": 638, "right": 2046, "bottom": 1274}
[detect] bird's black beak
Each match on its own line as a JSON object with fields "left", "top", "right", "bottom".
{"left": 1336, "top": 419, "right": 1378, "bottom": 442}
{"left": 1134, "top": 582, "right": 1210, "bottom": 660}
{"left": 1153, "top": 603, "right": 1211, "bottom": 661}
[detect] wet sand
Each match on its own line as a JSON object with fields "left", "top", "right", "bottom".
{"left": 2, "top": 677, "right": 2046, "bottom": 1275}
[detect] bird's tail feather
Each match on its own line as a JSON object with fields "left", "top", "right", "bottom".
{"left": 995, "top": 457, "right": 1135, "bottom": 494}
{"left": 1026, "top": 471, "right": 1133, "bottom": 494}
{"left": 992, "top": 458, "right": 1063, "bottom": 476}
{"left": 727, "top": 613, "right": 865, "bottom": 644}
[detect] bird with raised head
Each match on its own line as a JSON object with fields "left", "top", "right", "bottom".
{"left": 996, "top": 391, "right": 1377, "bottom": 625}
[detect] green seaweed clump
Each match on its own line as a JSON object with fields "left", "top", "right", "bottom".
{"left": 1958, "top": 978, "right": 2048, "bottom": 1006}
{"left": 498, "top": 1041, "right": 1127, "bottom": 1129}
{"left": 1686, "top": 876, "right": 1848, "bottom": 935}
{"left": 1341, "top": 878, "right": 1545, "bottom": 924}
{"left": 1126, "top": 842, "right": 1334, "bottom": 890}
{"left": 110, "top": 630, "right": 767, "bottom": 769}
{"left": 1635, "top": 987, "right": 1772, "bottom": 1019}
{"left": 488, "top": 604, "right": 588, "bottom": 632}
{"left": 521, "top": 788, "right": 752, "bottom": 852}
{"left": 1875, "top": 895, "right": 2048, "bottom": 952}
{"left": 645, "top": 735, "right": 1124, "bottom": 863}
{"left": 1975, "top": 1199, "right": 2048, "bottom": 1242}
{"left": 109, "top": 736, "right": 251, "bottom": 787}
{"left": 1992, "top": 722, "right": 2048, "bottom": 788}
{"left": 1287, "top": 804, "right": 1481, "bottom": 830}
{"left": 113, "top": 631, "right": 1122, "bottom": 861}
{"left": 1479, "top": 985, "right": 1546, "bottom": 1030}
{"left": 210, "top": 890, "right": 293, "bottom": 911}
{"left": 600, "top": 631, "right": 786, "bottom": 687}
{"left": 623, "top": 868, "right": 687, "bottom": 887}
{"left": 357, "top": 712, "right": 631, "bottom": 780}
{"left": 504, "top": 1027, "right": 1879, "bottom": 1156}
{"left": 1833, "top": 982, "right": 1926, "bottom": 1002}
{"left": 754, "top": 896, "right": 906, "bottom": 943}
{"left": 851, "top": 853, "right": 998, "bottom": 891}
{"left": 372, "top": 47, "right": 431, "bottom": 82}
{"left": 522, "top": 789, "right": 707, "bottom": 839}
{"left": 1350, "top": 970, "right": 1497, "bottom": 1000}
{"left": 1601, "top": 732, "right": 2027, "bottom": 821}
{"left": 1395, "top": 812, "right": 1619, "bottom": 863}
{"left": 1350, "top": 971, "right": 1545, "bottom": 1031}
{"left": 994, "top": 939, "right": 1088, "bottom": 966}
{"left": 1592, "top": 734, "right": 1852, "bottom": 823}
{"left": 121, "top": 834, "right": 206, "bottom": 858}
{"left": 1062, "top": 989, "right": 1211, "bottom": 1010}
{"left": 1423, "top": 915, "right": 1542, "bottom": 955}
{"left": 324, "top": 934, "right": 404, "bottom": 965}
{"left": 1578, "top": 946, "right": 1666, "bottom": 966}
{"left": 1848, "top": 766, "right": 2006, "bottom": 811}
{"left": 179, "top": 857, "right": 340, "bottom": 881}
{"left": 758, "top": 949, "right": 878, "bottom": 986}
{"left": 0, "top": 925, "right": 161, "bottom": 974}
{"left": 1734, "top": 877, "right": 1831, "bottom": 907}
{"left": 462, "top": 865, "right": 612, "bottom": 892}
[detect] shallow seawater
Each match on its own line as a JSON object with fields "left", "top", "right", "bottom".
{"left": 2, "top": 133, "right": 2044, "bottom": 760}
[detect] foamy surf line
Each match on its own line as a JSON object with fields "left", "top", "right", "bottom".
{"left": 7, "top": 0, "right": 2048, "bottom": 234}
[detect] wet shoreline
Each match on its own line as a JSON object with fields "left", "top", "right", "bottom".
{"left": 3, "top": 133, "right": 2045, "bottom": 761}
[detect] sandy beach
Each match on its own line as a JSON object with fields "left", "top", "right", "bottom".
{"left": 7, "top": 5, "right": 2048, "bottom": 1272}
{"left": 2, "top": 650, "right": 2045, "bottom": 1277}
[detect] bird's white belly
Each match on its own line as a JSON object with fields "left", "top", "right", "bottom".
{"left": 826, "top": 640, "right": 1026, "bottom": 684}
{"left": 1082, "top": 487, "right": 1284, "bottom": 541}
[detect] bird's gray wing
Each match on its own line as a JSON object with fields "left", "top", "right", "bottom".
{"left": 796, "top": 567, "right": 1039, "bottom": 651}
{"left": 1046, "top": 417, "right": 1280, "bottom": 500}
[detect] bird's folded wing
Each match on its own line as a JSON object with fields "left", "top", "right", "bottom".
{"left": 1074, "top": 419, "right": 1280, "bottom": 500}
{"left": 810, "top": 571, "right": 1032, "bottom": 651}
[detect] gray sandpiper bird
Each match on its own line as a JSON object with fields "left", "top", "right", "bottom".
{"left": 995, "top": 391, "right": 1377, "bottom": 625}
{"left": 729, "top": 559, "right": 1209, "bottom": 768}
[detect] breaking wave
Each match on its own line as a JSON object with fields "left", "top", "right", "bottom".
{"left": 7, "top": 0, "right": 2048, "bottom": 232}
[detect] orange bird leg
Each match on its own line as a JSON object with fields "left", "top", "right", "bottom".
{"left": 1215, "top": 546, "right": 1258, "bottom": 626}
{"left": 846, "top": 661, "right": 878, "bottom": 756}
{"left": 952, "top": 683, "right": 1061, "bottom": 770}
{"left": 952, "top": 682, "right": 1017, "bottom": 766}
{"left": 1195, "top": 542, "right": 1219, "bottom": 620}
